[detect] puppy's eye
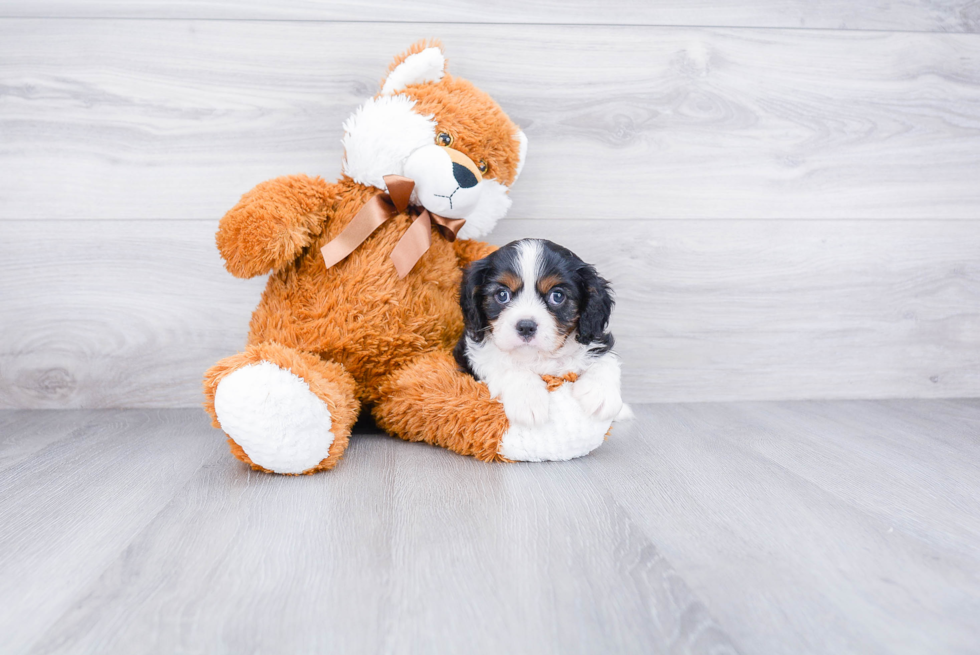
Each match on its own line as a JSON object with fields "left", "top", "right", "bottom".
{"left": 477, "top": 160, "right": 488, "bottom": 174}
{"left": 547, "top": 289, "right": 565, "bottom": 306}
{"left": 437, "top": 132, "right": 453, "bottom": 147}
{"left": 494, "top": 289, "right": 511, "bottom": 304}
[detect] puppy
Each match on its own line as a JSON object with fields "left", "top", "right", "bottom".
{"left": 454, "top": 238, "right": 627, "bottom": 427}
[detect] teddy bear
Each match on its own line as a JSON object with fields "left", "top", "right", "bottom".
{"left": 202, "top": 40, "right": 615, "bottom": 474}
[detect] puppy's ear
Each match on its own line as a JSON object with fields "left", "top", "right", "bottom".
{"left": 460, "top": 256, "right": 492, "bottom": 341}
{"left": 576, "top": 264, "right": 614, "bottom": 346}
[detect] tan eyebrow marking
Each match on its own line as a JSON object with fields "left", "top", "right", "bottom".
{"left": 537, "top": 274, "right": 563, "bottom": 295}
{"left": 499, "top": 271, "right": 523, "bottom": 291}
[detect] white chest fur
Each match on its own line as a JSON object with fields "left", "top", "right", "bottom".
{"left": 466, "top": 334, "right": 595, "bottom": 381}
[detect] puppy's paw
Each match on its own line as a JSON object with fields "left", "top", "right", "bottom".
{"left": 572, "top": 375, "right": 624, "bottom": 421}
{"left": 500, "top": 378, "right": 550, "bottom": 427}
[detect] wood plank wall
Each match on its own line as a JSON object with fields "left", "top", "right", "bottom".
{"left": 1, "top": 3, "right": 978, "bottom": 408}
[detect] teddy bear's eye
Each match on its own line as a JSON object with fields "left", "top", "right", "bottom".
{"left": 477, "top": 160, "right": 488, "bottom": 174}
{"left": 437, "top": 132, "right": 453, "bottom": 147}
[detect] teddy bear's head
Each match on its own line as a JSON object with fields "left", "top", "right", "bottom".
{"left": 341, "top": 40, "right": 527, "bottom": 240}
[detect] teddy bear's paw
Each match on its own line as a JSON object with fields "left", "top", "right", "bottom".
{"left": 498, "top": 385, "right": 611, "bottom": 462}
{"left": 213, "top": 361, "right": 334, "bottom": 474}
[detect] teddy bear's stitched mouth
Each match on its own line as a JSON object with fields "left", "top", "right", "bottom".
{"left": 434, "top": 185, "right": 460, "bottom": 209}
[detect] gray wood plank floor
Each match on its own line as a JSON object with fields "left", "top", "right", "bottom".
{"left": 4, "top": 20, "right": 980, "bottom": 221}
{"left": 1, "top": 401, "right": 977, "bottom": 654}
{"left": 4, "top": 219, "right": 978, "bottom": 409}
{"left": 5, "top": 0, "right": 978, "bottom": 32}
{"left": 4, "top": 12, "right": 979, "bottom": 409}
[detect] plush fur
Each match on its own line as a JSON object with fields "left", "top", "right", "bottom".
{"left": 203, "top": 341, "right": 358, "bottom": 474}
{"left": 203, "top": 41, "right": 613, "bottom": 473}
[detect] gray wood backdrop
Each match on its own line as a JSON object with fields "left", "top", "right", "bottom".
{"left": 1, "top": 2, "right": 978, "bottom": 408}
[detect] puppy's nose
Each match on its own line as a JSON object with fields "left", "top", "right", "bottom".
{"left": 516, "top": 319, "right": 537, "bottom": 341}
{"left": 452, "top": 162, "right": 479, "bottom": 189}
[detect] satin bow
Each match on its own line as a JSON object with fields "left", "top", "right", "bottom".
{"left": 320, "top": 175, "right": 466, "bottom": 278}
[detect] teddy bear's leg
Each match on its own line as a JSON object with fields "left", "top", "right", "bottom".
{"left": 203, "top": 342, "right": 359, "bottom": 474}
{"left": 374, "top": 350, "right": 616, "bottom": 463}
{"left": 373, "top": 350, "right": 511, "bottom": 462}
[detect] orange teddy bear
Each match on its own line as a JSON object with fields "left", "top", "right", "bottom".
{"left": 203, "top": 41, "right": 612, "bottom": 474}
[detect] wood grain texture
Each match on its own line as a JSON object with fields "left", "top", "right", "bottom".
{"left": 586, "top": 399, "right": 980, "bottom": 654}
{"left": 0, "top": 409, "right": 223, "bottom": 655}
{"left": 1, "top": 408, "right": 738, "bottom": 655}
{"left": 3, "top": 0, "right": 979, "bottom": 32}
{"left": 2, "top": 402, "right": 978, "bottom": 653}
{"left": 2, "top": 20, "right": 980, "bottom": 220}
{"left": 0, "top": 409, "right": 102, "bottom": 472}
{"left": 0, "top": 220, "right": 264, "bottom": 408}
{"left": 2, "top": 218, "right": 977, "bottom": 409}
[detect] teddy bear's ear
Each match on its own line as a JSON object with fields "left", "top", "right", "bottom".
{"left": 380, "top": 40, "right": 446, "bottom": 96}
{"left": 513, "top": 130, "right": 528, "bottom": 183}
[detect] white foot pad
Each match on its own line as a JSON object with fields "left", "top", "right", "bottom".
{"left": 498, "top": 384, "right": 612, "bottom": 462}
{"left": 214, "top": 361, "right": 334, "bottom": 474}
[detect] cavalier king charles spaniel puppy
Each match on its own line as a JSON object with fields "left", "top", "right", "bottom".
{"left": 454, "top": 238, "right": 629, "bottom": 427}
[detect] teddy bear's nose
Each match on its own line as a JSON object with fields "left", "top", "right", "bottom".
{"left": 452, "top": 162, "right": 479, "bottom": 189}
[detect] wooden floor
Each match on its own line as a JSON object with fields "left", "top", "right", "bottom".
{"left": 0, "top": 401, "right": 977, "bottom": 654}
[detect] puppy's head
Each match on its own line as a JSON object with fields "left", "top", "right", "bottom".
{"left": 341, "top": 40, "right": 527, "bottom": 240}
{"left": 461, "top": 239, "right": 614, "bottom": 354}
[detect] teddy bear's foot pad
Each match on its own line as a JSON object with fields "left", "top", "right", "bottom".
{"left": 498, "top": 385, "right": 611, "bottom": 462}
{"left": 214, "top": 361, "right": 334, "bottom": 474}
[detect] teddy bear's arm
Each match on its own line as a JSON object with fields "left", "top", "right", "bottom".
{"left": 216, "top": 175, "right": 339, "bottom": 278}
{"left": 453, "top": 239, "right": 498, "bottom": 269}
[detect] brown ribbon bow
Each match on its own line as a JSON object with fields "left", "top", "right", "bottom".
{"left": 320, "top": 175, "right": 466, "bottom": 278}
